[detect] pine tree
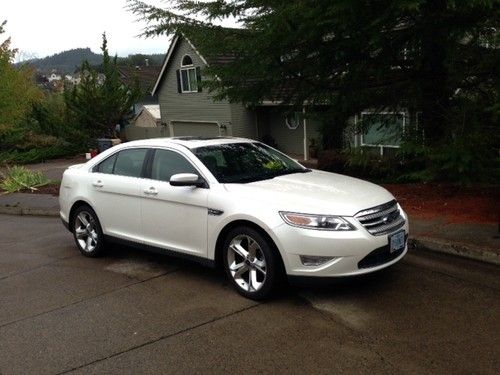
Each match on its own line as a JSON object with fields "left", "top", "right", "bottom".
{"left": 65, "top": 33, "right": 141, "bottom": 139}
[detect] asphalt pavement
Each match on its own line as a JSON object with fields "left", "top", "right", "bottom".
{"left": 0, "top": 214, "right": 499, "bottom": 374}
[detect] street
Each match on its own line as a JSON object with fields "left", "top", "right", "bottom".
{"left": 0, "top": 214, "right": 498, "bottom": 374}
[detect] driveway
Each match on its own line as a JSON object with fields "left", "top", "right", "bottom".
{"left": 0, "top": 214, "right": 499, "bottom": 374}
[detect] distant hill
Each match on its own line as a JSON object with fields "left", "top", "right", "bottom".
{"left": 22, "top": 48, "right": 103, "bottom": 74}
{"left": 19, "top": 48, "right": 165, "bottom": 75}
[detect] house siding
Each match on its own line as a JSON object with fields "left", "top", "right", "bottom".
{"left": 158, "top": 38, "right": 233, "bottom": 135}
{"left": 230, "top": 103, "right": 257, "bottom": 139}
{"left": 256, "top": 108, "right": 321, "bottom": 155}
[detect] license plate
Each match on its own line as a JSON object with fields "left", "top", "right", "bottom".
{"left": 389, "top": 230, "right": 406, "bottom": 253}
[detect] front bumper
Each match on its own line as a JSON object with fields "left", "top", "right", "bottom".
{"left": 272, "top": 213, "right": 409, "bottom": 278}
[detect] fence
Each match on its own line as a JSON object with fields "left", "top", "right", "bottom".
{"left": 124, "top": 126, "right": 170, "bottom": 141}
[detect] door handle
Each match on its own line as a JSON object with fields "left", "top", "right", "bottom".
{"left": 143, "top": 187, "right": 158, "bottom": 196}
{"left": 92, "top": 180, "right": 103, "bottom": 188}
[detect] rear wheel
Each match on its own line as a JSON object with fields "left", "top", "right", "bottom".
{"left": 72, "top": 205, "right": 105, "bottom": 257}
{"left": 223, "top": 226, "right": 282, "bottom": 300}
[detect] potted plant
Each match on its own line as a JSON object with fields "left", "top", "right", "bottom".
{"left": 308, "top": 138, "right": 318, "bottom": 159}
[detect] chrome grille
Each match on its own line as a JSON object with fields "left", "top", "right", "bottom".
{"left": 355, "top": 200, "right": 405, "bottom": 236}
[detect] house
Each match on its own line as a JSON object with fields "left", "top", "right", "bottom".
{"left": 47, "top": 72, "right": 62, "bottom": 82}
{"left": 147, "top": 33, "right": 406, "bottom": 160}
{"left": 65, "top": 74, "right": 81, "bottom": 85}
{"left": 133, "top": 104, "right": 162, "bottom": 128}
{"left": 118, "top": 65, "right": 161, "bottom": 114}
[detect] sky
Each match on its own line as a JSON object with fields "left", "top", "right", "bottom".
{"left": 3, "top": 0, "right": 174, "bottom": 60}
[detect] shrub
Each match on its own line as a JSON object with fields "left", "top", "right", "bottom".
{"left": 317, "top": 150, "right": 347, "bottom": 174}
{"left": 0, "top": 142, "right": 82, "bottom": 164}
{"left": 0, "top": 166, "right": 50, "bottom": 193}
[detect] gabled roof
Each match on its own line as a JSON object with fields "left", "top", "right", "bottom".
{"left": 151, "top": 28, "right": 244, "bottom": 96}
{"left": 151, "top": 35, "right": 205, "bottom": 96}
{"left": 133, "top": 104, "right": 161, "bottom": 122}
{"left": 118, "top": 65, "right": 162, "bottom": 94}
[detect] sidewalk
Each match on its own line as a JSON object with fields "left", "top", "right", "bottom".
{"left": 0, "top": 191, "right": 498, "bottom": 265}
{"left": 409, "top": 217, "right": 499, "bottom": 265}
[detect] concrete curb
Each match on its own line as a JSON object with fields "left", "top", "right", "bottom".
{"left": 409, "top": 236, "right": 499, "bottom": 266}
{"left": 0, "top": 206, "right": 59, "bottom": 217}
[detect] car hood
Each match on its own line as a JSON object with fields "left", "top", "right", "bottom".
{"left": 223, "top": 170, "right": 395, "bottom": 216}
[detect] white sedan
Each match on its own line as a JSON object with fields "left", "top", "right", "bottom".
{"left": 59, "top": 137, "right": 409, "bottom": 299}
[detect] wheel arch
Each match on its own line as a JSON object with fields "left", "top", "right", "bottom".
{"left": 214, "top": 219, "right": 286, "bottom": 272}
{"left": 68, "top": 199, "right": 94, "bottom": 231}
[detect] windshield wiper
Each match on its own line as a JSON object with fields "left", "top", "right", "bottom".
{"left": 226, "top": 168, "right": 311, "bottom": 184}
{"left": 227, "top": 175, "right": 274, "bottom": 183}
{"left": 271, "top": 168, "right": 312, "bottom": 178}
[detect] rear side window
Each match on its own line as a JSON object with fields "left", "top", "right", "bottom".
{"left": 96, "top": 154, "right": 117, "bottom": 174}
{"left": 113, "top": 149, "right": 148, "bottom": 178}
{"left": 94, "top": 149, "right": 148, "bottom": 177}
{"left": 151, "top": 149, "right": 198, "bottom": 182}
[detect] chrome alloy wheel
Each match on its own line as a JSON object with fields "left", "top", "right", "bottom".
{"left": 74, "top": 211, "right": 99, "bottom": 252}
{"left": 227, "top": 235, "right": 267, "bottom": 292}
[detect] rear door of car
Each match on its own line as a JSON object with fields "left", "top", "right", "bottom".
{"left": 90, "top": 147, "right": 149, "bottom": 243}
{"left": 140, "top": 147, "right": 209, "bottom": 257}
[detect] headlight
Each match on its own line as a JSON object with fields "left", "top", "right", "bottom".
{"left": 279, "top": 212, "right": 355, "bottom": 231}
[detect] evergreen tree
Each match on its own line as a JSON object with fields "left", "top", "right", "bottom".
{"left": 65, "top": 33, "right": 141, "bottom": 138}
{"left": 128, "top": 0, "right": 499, "bottom": 150}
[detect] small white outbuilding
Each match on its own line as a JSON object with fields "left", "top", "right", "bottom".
{"left": 133, "top": 105, "right": 161, "bottom": 128}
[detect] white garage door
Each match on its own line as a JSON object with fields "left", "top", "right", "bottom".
{"left": 171, "top": 121, "right": 220, "bottom": 137}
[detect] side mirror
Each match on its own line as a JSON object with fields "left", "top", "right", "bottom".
{"left": 169, "top": 173, "right": 206, "bottom": 188}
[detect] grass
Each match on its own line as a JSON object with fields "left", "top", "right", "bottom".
{"left": 0, "top": 166, "right": 51, "bottom": 194}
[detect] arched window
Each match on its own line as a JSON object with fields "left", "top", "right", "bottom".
{"left": 178, "top": 54, "right": 199, "bottom": 93}
{"left": 181, "top": 55, "right": 193, "bottom": 66}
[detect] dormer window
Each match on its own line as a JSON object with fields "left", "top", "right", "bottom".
{"left": 177, "top": 54, "right": 200, "bottom": 93}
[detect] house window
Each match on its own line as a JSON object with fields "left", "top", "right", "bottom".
{"left": 179, "top": 54, "right": 198, "bottom": 93}
{"left": 285, "top": 113, "right": 301, "bottom": 130}
{"left": 360, "top": 112, "right": 405, "bottom": 148}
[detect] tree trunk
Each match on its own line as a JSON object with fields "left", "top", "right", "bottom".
{"left": 419, "top": 0, "right": 449, "bottom": 147}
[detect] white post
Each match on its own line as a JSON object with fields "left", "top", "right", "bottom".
{"left": 303, "top": 106, "right": 308, "bottom": 161}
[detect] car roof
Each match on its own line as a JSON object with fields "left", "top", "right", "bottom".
{"left": 123, "top": 136, "right": 256, "bottom": 150}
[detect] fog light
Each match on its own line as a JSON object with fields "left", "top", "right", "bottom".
{"left": 300, "top": 255, "right": 335, "bottom": 266}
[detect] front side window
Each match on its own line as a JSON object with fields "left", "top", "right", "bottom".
{"left": 151, "top": 149, "right": 198, "bottom": 182}
{"left": 194, "top": 142, "right": 309, "bottom": 183}
{"left": 96, "top": 154, "right": 117, "bottom": 174}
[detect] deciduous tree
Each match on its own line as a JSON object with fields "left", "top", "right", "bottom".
{"left": 0, "top": 21, "right": 42, "bottom": 140}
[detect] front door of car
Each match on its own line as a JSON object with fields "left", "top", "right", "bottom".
{"left": 140, "top": 148, "right": 209, "bottom": 257}
{"left": 90, "top": 148, "right": 148, "bottom": 243}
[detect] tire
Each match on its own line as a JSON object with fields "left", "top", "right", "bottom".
{"left": 72, "top": 205, "right": 105, "bottom": 257}
{"left": 222, "top": 226, "right": 282, "bottom": 300}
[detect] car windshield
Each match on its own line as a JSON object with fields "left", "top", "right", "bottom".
{"left": 193, "top": 142, "right": 310, "bottom": 183}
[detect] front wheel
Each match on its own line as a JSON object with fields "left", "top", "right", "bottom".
{"left": 223, "top": 226, "right": 282, "bottom": 300}
{"left": 72, "top": 205, "right": 105, "bottom": 257}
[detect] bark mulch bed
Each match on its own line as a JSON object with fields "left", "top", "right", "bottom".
{"left": 385, "top": 183, "right": 499, "bottom": 224}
